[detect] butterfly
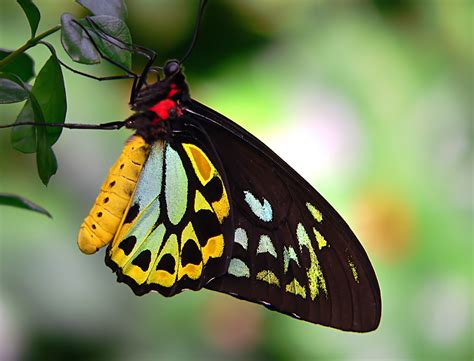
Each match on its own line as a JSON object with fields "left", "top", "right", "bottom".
{"left": 75, "top": 55, "right": 381, "bottom": 332}
{"left": 0, "top": 1, "right": 381, "bottom": 332}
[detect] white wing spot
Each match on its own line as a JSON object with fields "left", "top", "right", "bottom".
{"left": 283, "top": 246, "right": 300, "bottom": 273}
{"left": 244, "top": 191, "right": 272, "bottom": 222}
{"left": 256, "top": 235, "right": 277, "bottom": 258}
{"left": 296, "top": 222, "right": 310, "bottom": 249}
{"left": 227, "top": 258, "right": 250, "bottom": 278}
{"left": 234, "top": 227, "right": 248, "bottom": 250}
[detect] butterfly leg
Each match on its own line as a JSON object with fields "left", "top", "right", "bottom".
{"left": 124, "top": 111, "right": 168, "bottom": 142}
{"left": 56, "top": 57, "right": 136, "bottom": 82}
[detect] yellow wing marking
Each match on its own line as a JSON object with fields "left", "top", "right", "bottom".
{"left": 78, "top": 136, "right": 150, "bottom": 254}
{"left": 109, "top": 196, "right": 161, "bottom": 271}
{"left": 202, "top": 234, "right": 224, "bottom": 264}
{"left": 183, "top": 143, "right": 212, "bottom": 184}
{"left": 178, "top": 222, "right": 203, "bottom": 281}
{"left": 122, "top": 260, "right": 147, "bottom": 285}
{"left": 183, "top": 143, "right": 230, "bottom": 224}
{"left": 297, "top": 223, "right": 328, "bottom": 299}
{"left": 285, "top": 278, "right": 307, "bottom": 299}
{"left": 256, "top": 270, "right": 280, "bottom": 287}
{"left": 148, "top": 233, "right": 179, "bottom": 287}
{"left": 212, "top": 184, "right": 230, "bottom": 224}
{"left": 194, "top": 190, "right": 212, "bottom": 212}
{"left": 348, "top": 258, "right": 360, "bottom": 283}
{"left": 313, "top": 228, "right": 327, "bottom": 250}
{"left": 118, "top": 219, "right": 166, "bottom": 285}
{"left": 306, "top": 202, "right": 323, "bottom": 222}
{"left": 193, "top": 187, "right": 225, "bottom": 268}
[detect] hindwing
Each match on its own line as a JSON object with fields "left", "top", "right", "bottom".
{"left": 106, "top": 135, "right": 233, "bottom": 296}
{"left": 183, "top": 101, "right": 381, "bottom": 332}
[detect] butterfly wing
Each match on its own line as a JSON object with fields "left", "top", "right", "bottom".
{"left": 105, "top": 133, "right": 234, "bottom": 296}
{"left": 183, "top": 101, "right": 381, "bottom": 332}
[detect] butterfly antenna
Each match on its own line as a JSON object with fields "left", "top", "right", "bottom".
{"left": 179, "top": 0, "right": 209, "bottom": 64}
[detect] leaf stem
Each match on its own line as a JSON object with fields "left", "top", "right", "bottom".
{"left": 0, "top": 25, "right": 62, "bottom": 69}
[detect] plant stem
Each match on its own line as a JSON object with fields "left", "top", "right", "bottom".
{"left": 0, "top": 25, "right": 62, "bottom": 70}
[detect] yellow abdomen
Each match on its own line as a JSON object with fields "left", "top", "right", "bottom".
{"left": 78, "top": 135, "right": 151, "bottom": 254}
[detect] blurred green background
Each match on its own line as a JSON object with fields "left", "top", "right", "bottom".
{"left": 0, "top": 0, "right": 472, "bottom": 360}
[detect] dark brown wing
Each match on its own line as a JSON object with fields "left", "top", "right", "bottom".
{"left": 183, "top": 100, "right": 381, "bottom": 332}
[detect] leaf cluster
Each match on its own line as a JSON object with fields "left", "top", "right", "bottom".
{"left": 0, "top": 0, "right": 131, "bottom": 215}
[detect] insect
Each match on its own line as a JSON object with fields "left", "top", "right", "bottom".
{"left": 5, "top": 1, "right": 381, "bottom": 332}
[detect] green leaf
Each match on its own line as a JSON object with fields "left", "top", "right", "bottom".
{"left": 11, "top": 100, "right": 37, "bottom": 153}
{"left": 30, "top": 55, "right": 67, "bottom": 145}
{"left": 61, "top": 13, "right": 132, "bottom": 69}
{"left": 29, "top": 94, "right": 58, "bottom": 185}
{"left": 0, "top": 73, "right": 29, "bottom": 104}
{"left": 7, "top": 58, "right": 63, "bottom": 185}
{"left": 61, "top": 13, "right": 101, "bottom": 64}
{"left": 0, "top": 49, "right": 35, "bottom": 82}
{"left": 36, "top": 127, "right": 57, "bottom": 185}
{"left": 0, "top": 193, "right": 51, "bottom": 218}
{"left": 10, "top": 56, "right": 66, "bottom": 153}
{"left": 11, "top": 90, "right": 44, "bottom": 153}
{"left": 76, "top": 0, "right": 128, "bottom": 20}
{"left": 28, "top": 92, "right": 58, "bottom": 185}
{"left": 17, "top": 0, "right": 41, "bottom": 38}
{"left": 79, "top": 15, "right": 132, "bottom": 69}
{"left": 2, "top": 72, "right": 39, "bottom": 153}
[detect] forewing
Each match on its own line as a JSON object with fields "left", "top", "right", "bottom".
{"left": 185, "top": 101, "right": 381, "bottom": 332}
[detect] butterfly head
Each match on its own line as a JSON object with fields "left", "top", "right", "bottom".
{"left": 125, "top": 61, "right": 190, "bottom": 142}
{"left": 164, "top": 60, "right": 181, "bottom": 77}
{"left": 131, "top": 60, "right": 190, "bottom": 112}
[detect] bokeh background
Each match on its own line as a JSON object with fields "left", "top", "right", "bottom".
{"left": 0, "top": 0, "right": 472, "bottom": 360}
